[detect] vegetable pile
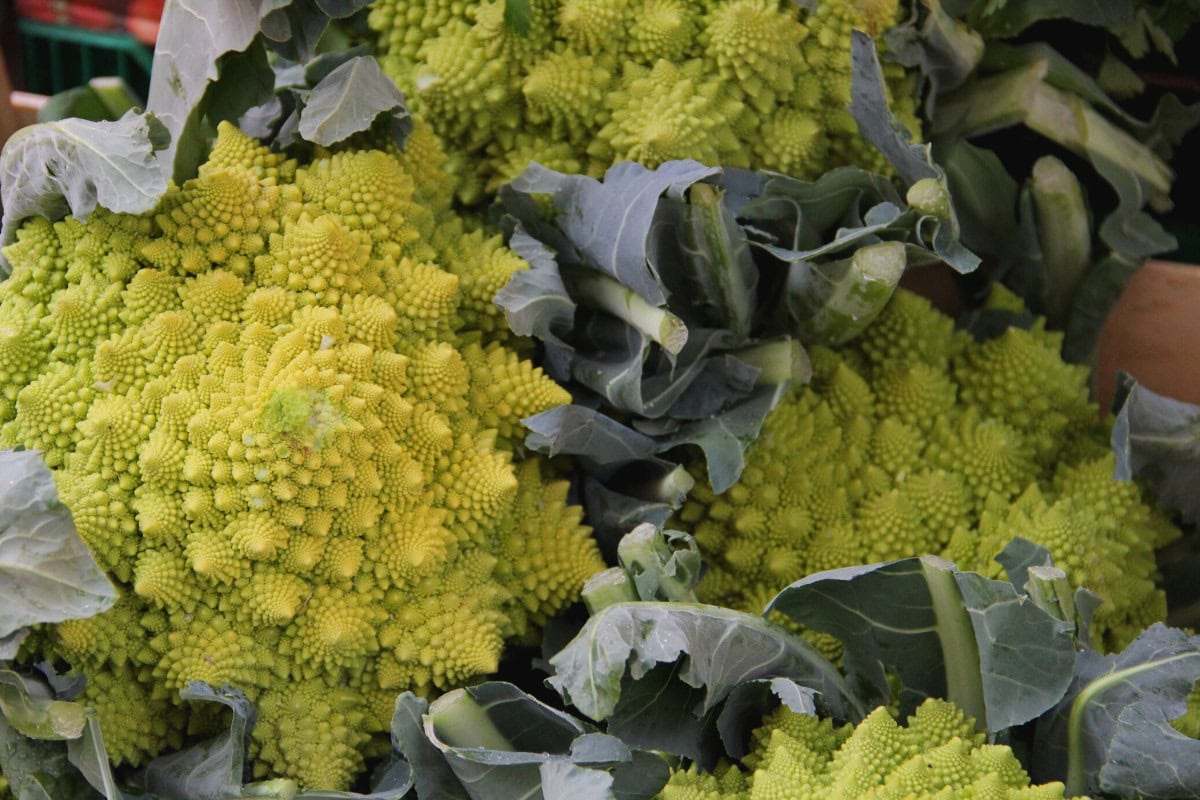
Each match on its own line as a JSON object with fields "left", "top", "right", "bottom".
{"left": 1, "top": 0, "right": 1199, "bottom": 798}
{"left": 0, "top": 121, "right": 602, "bottom": 788}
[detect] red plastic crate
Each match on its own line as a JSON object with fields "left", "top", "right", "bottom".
{"left": 15, "top": 0, "right": 164, "bottom": 45}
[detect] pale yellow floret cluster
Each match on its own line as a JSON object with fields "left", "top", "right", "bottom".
{"left": 0, "top": 122, "right": 604, "bottom": 790}
{"left": 657, "top": 698, "right": 1085, "bottom": 798}
{"left": 368, "top": 0, "right": 921, "bottom": 204}
{"left": 675, "top": 290, "right": 1179, "bottom": 653}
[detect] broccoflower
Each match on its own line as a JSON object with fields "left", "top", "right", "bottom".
{"left": 676, "top": 290, "right": 1179, "bottom": 652}
{"left": 0, "top": 122, "right": 604, "bottom": 789}
{"left": 368, "top": 0, "right": 921, "bottom": 203}
{"left": 658, "top": 698, "right": 1084, "bottom": 798}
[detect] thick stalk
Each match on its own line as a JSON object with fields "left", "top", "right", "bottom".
{"left": 428, "top": 688, "right": 516, "bottom": 752}
{"left": 569, "top": 269, "right": 689, "bottom": 356}
{"left": 788, "top": 241, "right": 907, "bottom": 346}
{"left": 921, "top": 556, "right": 987, "bottom": 731}
{"left": 1030, "top": 155, "right": 1092, "bottom": 325}
{"left": 582, "top": 568, "right": 639, "bottom": 614}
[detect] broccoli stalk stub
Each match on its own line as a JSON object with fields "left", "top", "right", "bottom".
{"left": 0, "top": 122, "right": 605, "bottom": 789}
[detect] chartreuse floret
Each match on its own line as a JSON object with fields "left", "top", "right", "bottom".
{"left": 369, "top": 0, "right": 922, "bottom": 204}
{"left": 675, "top": 289, "right": 1177, "bottom": 652}
{"left": 658, "top": 698, "right": 1081, "bottom": 799}
{"left": 0, "top": 122, "right": 603, "bottom": 790}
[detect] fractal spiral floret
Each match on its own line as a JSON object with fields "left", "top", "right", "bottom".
{"left": 675, "top": 289, "right": 1181, "bottom": 652}
{"left": 367, "top": 0, "right": 921, "bottom": 203}
{"left": 657, "top": 698, "right": 1084, "bottom": 798}
{"left": 0, "top": 122, "right": 604, "bottom": 789}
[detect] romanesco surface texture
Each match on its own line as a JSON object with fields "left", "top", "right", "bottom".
{"left": 0, "top": 123, "right": 604, "bottom": 789}
{"left": 657, "top": 698, "right": 1086, "bottom": 798}
{"left": 367, "top": 0, "right": 920, "bottom": 204}
{"left": 675, "top": 290, "right": 1180, "bottom": 652}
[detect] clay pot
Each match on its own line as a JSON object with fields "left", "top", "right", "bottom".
{"left": 1095, "top": 259, "right": 1200, "bottom": 412}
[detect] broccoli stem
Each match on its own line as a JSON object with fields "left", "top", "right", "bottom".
{"left": 616, "top": 523, "right": 700, "bottom": 603}
{"left": 1023, "top": 564, "right": 1078, "bottom": 631}
{"left": 428, "top": 688, "right": 516, "bottom": 752}
{"left": 935, "top": 60, "right": 1173, "bottom": 197}
{"left": 582, "top": 568, "right": 639, "bottom": 614}
{"left": 731, "top": 339, "right": 812, "bottom": 386}
{"left": 241, "top": 779, "right": 300, "bottom": 799}
{"left": 922, "top": 556, "right": 988, "bottom": 732}
{"left": 569, "top": 269, "right": 689, "bottom": 356}
{"left": 1029, "top": 155, "right": 1092, "bottom": 326}
{"left": 686, "top": 182, "right": 757, "bottom": 339}
{"left": 788, "top": 241, "right": 907, "bottom": 346}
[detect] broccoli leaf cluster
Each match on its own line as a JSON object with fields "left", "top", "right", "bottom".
{"left": 0, "top": 122, "right": 604, "bottom": 789}
{"left": 368, "top": 0, "right": 922, "bottom": 203}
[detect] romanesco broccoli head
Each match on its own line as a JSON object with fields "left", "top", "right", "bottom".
{"left": 367, "top": 0, "right": 922, "bottom": 204}
{"left": 0, "top": 122, "right": 604, "bottom": 789}
{"left": 676, "top": 289, "right": 1178, "bottom": 653}
{"left": 658, "top": 698, "right": 1086, "bottom": 798}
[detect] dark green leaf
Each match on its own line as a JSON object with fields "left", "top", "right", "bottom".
{"left": 390, "top": 693, "right": 469, "bottom": 800}
{"left": 423, "top": 683, "right": 665, "bottom": 800}
{"left": 296, "top": 57, "right": 410, "bottom": 147}
{"left": 0, "top": 715, "right": 99, "bottom": 800}
{"left": 715, "top": 678, "right": 818, "bottom": 760}
{"left": 507, "top": 160, "right": 720, "bottom": 306}
{"left": 848, "top": 32, "right": 938, "bottom": 188}
{"left": 1033, "top": 623, "right": 1200, "bottom": 797}
{"left": 970, "top": 0, "right": 1134, "bottom": 37}
{"left": 65, "top": 715, "right": 133, "bottom": 800}
{"left": 767, "top": 555, "right": 1077, "bottom": 731}
{"left": 1111, "top": 376, "right": 1200, "bottom": 524}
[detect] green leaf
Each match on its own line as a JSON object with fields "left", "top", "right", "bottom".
{"left": 0, "top": 451, "right": 117, "bottom": 643}
{"left": 1033, "top": 624, "right": 1200, "bottom": 797}
{"left": 0, "top": 112, "right": 168, "bottom": 270}
{"left": 66, "top": 714, "right": 133, "bottom": 800}
{"left": 296, "top": 57, "right": 410, "bottom": 147}
{"left": 142, "top": 683, "right": 256, "bottom": 800}
{"left": 766, "top": 555, "right": 1077, "bottom": 732}
{"left": 0, "top": 715, "right": 99, "bottom": 800}
{"left": 968, "top": 0, "right": 1134, "bottom": 37}
{"left": 420, "top": 682, "right": 666, "bottom": 800}
{"left": 1111, "top": 375, "right": 1200, "bottom": 525}
{"left": 390, "top": 693, "right": 469, "bottom": 800}
{"left": 885, "top": 0, "right": 984, "bottom": 111}
{"left": 0, "top": 671, "right": 87, "bottom": 741}
{"left": 507, "top": 160, "right": 720, "bottom": 306}
{"left": 145, "top": 0, "right": 272, "bottom": 182}
{"left": 616, "top": 525, "right": 702, "bottom": 604}
{"left": 548, "top": 602, "right": 863, "bottom": 766}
